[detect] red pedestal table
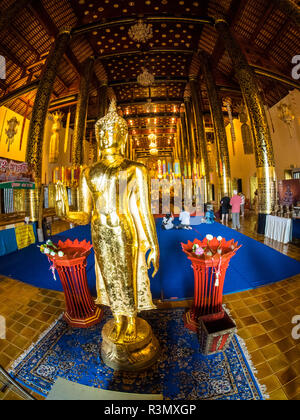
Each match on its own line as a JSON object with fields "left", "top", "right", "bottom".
{"left": 47, "top": 239, "right": 103, "bottom": 328}
{"left": 181, "top": 237, "right": 241, "bottom": 333}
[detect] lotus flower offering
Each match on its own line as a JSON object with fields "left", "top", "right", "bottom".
{"left": 40, "top": 238, "right": 102, "bottom": 328}
{"left": 182, "top": 234, "right": 242, "bottom": 264}
{"left": 181, "top": 235, "right": 242, "bottom": 332}
{"left": 40, "top": 239, "right": 92, "bottom": 262}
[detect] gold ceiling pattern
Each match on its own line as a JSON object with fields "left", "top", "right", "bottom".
{"left": 114, "top": 82, "right": 186, "bottom": 103}
{"left": 0, "top": 0, "right": 299, "bottom": 155}
{"left": 77, "top": 0, "right": 206, "bottom": 23}
{"left": 104, "top": 53, "right": 190, "bottom": 81}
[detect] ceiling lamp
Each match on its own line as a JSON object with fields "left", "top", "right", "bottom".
{"left": 148, "top": 133, "right": 158, "bottom": 155}
{"left": 128, "top": 19, "right": 153, "bottom": 43}
{"left": 137, "top": 67, "right": 155, "bottom": 87}
{"left": 145, "top": 98, "right": 152, "bottom": 113}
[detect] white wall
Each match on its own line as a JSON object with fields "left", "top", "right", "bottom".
{"left": 220, "top": 89, "right": 300, "bottom": 203}
{"left": 267, "top": 89, "right": 300, "bottom": 180}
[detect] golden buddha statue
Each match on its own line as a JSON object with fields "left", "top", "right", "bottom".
{"left": 56, "top": 99, "right": 160, "bottom": 370}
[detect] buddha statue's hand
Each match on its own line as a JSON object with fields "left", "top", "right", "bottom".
{"left": 147, "top": 246, "right": 160, "bottom": 278}
{"left": 55, "top": 182, "right": 69, "bottom": 218}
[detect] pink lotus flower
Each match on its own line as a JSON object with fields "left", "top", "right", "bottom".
{"left": 195, "top": 247, "right": 204, "bottom": 256}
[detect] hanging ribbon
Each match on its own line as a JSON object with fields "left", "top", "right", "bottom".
{"left": 224, "top": 98, "right": 236, "bottom": 156}
{"left": 48, "top": 257, "right": 57, "bottom": 281}
{"left": 64, "top": 109, "right": 71, "bottom": 154}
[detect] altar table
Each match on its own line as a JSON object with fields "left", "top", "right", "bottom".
{"left": 265, "top": 215, "right": 292, "bottom": 244}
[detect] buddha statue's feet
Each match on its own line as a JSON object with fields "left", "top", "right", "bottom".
{"left": 109, "top": 321, "right": 123, "bottom": 342}
{"left": 101, "top": 317, "right": 159, "bottom": 371}
{"left": 123, "top": 322, "right": 137, "bottom": 343}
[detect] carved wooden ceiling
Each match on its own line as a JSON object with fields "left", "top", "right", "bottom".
{"left": 0, "top": 0, "right": 299, "bottom": 157}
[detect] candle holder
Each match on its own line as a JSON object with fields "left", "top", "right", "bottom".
{"left": 181, "top": 236, "right": 241, "bottom": 333}
{"left": 44, "top": 239, "right": 103, "bottom": 328}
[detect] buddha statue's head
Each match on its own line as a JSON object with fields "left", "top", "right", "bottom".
{"left": 95, "top": 99, "right": 128, "bottom": 154}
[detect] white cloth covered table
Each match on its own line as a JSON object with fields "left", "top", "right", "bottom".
{"left": 265, "top": 215, "right": 292, "bottom": 244}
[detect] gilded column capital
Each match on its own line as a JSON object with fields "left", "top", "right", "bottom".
{"left": 58, "top": 26, "right": 73, "bottom": 36}
{"left": 189, "top": 75, "right": 198, "bottom": 82}
{"left": 100, "top": 81, "right": 108, "bottom": 88}
{"left": 213, "top": 15, "right": 228, "bottom": 27}
{"left": 184, "top": 83, "right": 192, "bottom": 101}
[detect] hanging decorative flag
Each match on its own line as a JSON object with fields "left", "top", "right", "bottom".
{"left": 64, "top": 110, "right": 71, "bottom": 154}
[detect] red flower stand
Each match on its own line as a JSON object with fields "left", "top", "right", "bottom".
{"left": 181, "top": 237, "right": 241, "bottom": 333}
{"left": 47, "top": 239, "right": 103, "bottom": 328}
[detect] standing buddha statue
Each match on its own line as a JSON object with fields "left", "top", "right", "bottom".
{"left": 56, "top": 99, "right": 160, "bottom": 370}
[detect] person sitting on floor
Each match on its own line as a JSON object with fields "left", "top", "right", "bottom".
{"left": 161, "top": 213, "right": 174, "bottom": 230}
{"left": 177, "top": 207, "right": 192, "bottom": 230}
{"left": 205, "top": 208, "right": 215, "bottom": 224}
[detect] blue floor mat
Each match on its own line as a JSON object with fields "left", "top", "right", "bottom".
{"left": 0, "top": 219, "right": 299, "bottom": 300}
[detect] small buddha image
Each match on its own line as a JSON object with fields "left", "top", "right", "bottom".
{"left": 49, "top": 112, "right": 63, "bottom": 164}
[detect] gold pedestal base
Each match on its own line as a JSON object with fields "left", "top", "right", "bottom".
{"left": 101, "top": 318, "right": 159, "bottom": 371}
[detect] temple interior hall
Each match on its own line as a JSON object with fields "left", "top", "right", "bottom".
{"left": 0, "top": 0, "right": 300, "bottom": 402}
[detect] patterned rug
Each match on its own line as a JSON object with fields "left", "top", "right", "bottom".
{"left": 10, "top": 308, "right": 266, "bottom": 400}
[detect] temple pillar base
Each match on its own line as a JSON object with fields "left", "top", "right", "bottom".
{"left": 257, "top": 213, "right": 267, "bottom": 235}
{"left": 101, "top": 318, "right": 159, "bottom": 371}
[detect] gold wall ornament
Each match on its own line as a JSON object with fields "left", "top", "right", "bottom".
{"left": 5, "top": 117, "right": 20, "bottom": 152}
{"left": 277, "top": 102, "right": 295, "bottom": 137}
{"left": 214, "top": 20, "right": 276, "bottom": 221}
{"left": 55, "top": 99, "right": 160, "bottom": 371}
{"left": 49, "top": 112, "right": 63, "bottom": 164}
{"left": 200, "top": 53, "right": 231, "bottom": 198}
{"left": 238, "top": 103, "right": 254, "bottom": 155}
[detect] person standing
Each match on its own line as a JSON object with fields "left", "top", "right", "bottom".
{"left": 230, "top": 190, "right": 242, "bottom": 230}
{"left": 240, "top": 193, "right": 245, "bottom": 217}
{"left": 220, "top": 196, "right": 231, "bottom": 225}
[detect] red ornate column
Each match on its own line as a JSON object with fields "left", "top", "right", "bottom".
{"left": 46, "top": 239, "right": 103, "bottom": 328}
{"left": 181, "top": 236, "right": 241, "bottom": 333}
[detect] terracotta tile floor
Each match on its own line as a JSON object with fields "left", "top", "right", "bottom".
{"left": 0, "top": 213, "right": 299, "bottom": 400}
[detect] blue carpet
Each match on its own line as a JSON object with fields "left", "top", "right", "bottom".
{"left": 0, "top": 219, "right": 300, "bottom": 299}
{"left": 9, "top": 308, "right": 264, "bottom": 400}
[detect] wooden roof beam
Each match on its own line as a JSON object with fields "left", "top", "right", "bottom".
{"left": 10, "top": 24, "right": 40, "bottom": 59}
{"left": 29, "top": 0, "right": 81, "bottom": 78}
{"left": 248, "top": 3, "right": 276, "bottom": 43}
{"left": 211, "top": 0, "right": 248, "bottom": 67}
{"left": 0, "top": 43, "right": 25, "bottom": 70}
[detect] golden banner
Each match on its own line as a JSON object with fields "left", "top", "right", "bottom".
{"left": 15, "top": 224, "right": 35, "bottom": 250}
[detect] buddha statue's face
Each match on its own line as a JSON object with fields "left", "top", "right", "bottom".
{"left": 95, "top": 100, "right": 128, "bottom": 153}
{"left": 97, "top": 121, "right": 128, "bottom": 152}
